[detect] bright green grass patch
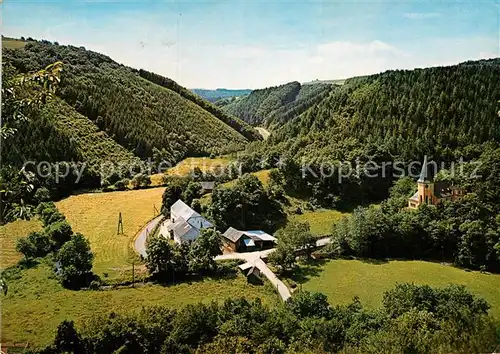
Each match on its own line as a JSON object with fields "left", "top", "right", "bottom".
{"left": 167, "top": 157, "right": 231, "bottom": 176}
{"left": 55, "top": 188, "right": 164, "bottom": 279}
{"left": 252, "top": 169, "right": 270, "bottom": 186}
{"left": 199, "top": 193, "right": 212, "bottom": 208}
{"left": 288, "top": 209, "right": 347, "bottom": 236}
{"left": 0, "top": 219, "right": 43, "bottom": 269}
{"left": 1, "top": 263, "right": 278, "bottom": 348}
{"left": 290, "top": 259, "right": 500, "bottom": 318}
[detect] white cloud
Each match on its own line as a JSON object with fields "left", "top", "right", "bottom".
{"left": 403, "top": 12, "right": 441, "bottom": 20}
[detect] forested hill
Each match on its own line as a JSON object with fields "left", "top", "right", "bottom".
{"left": 239, "top": 58, "right": 500, "bottom": 207}
{"left": 223, "top": 81, "right": 333, "bottom": 127}
{"left": 3, "top": 39, "right": 260, "bottom": 163}
{"left": 263, "top": 58, "right": 500, "bottom": 161}
{"left": 137, "top": 69, "right": 261, "bottom": 142}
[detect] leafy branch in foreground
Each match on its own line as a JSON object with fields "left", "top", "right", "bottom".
{"left": 1, "top": 61, "right": 63, "bottom": 139}
{"left": 0, "top": 61, "right": 62, "bottom": 223}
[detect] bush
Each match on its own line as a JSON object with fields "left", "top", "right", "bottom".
{"left": 114, "top": 179, "right": 129, "bottom": 191}
{"left": 16, "top": 231, "right": 53, "bottom": 260}
{"left": 47, "top": 210, "right": 66, "bottom": 225}
{"left": 53, "top": 320, "right": 83, "bottom": 353}
{"left": 191, "top": 199, "right": 201, "bottom": 213}
{"left": 57, "top": 233, "right": 94, "bottom": 288}
{"left": 89, "top": 280, "right": 101, "bottom": 290}
{"left": 100, "top": 178, "right": 111, "bottom": 188}
{"left": 36, "top": 202, "right": 59, "bottom": 226}
{"left": 131, "top": 173, "right": 152, "bottom": 189}
{"left": 34, "top": 187, "right": 51, "bottom": 203}
{"left": 45, "top": 220, "right": 73, "bottom": 249}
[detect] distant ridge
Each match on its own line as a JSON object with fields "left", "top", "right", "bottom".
{"left": 191, "top": 88, "right": 253, "bottom": 102}
{"left": 223, "top": 81, "right": 333, "bottom": 127}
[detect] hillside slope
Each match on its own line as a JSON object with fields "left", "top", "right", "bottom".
{"left": 224, "top": 81, "right": 333, "bottom": 127}
{"left": 138, "top": 69, "right": 261, "bottom": 142}
{"left": 238, "top": 59, "right": 500, "bottom": 206}
{"left": 271, "top": 59, "right": 500, "bottom": 161}
{"left": 4, "top": 40, "right": 259, "bottom": 163}
{"left": 3, "top": 96, "right": 137, "bottom": 168}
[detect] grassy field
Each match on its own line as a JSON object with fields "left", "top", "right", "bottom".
{"left": 0, "top": 219, "right": 43, "bottom": 269}
{"left": 150, "top": 157, "right": 232, "bottom": 186}
{"left": 282, "top": 193, "right": 350, "bottom": 237}
{"left": 288, "top": 259, "right": 500, "bottom": 318}
{"left": 288, "top": 209, "right": 347, "bottom": 236}
{"left": 56, "top": 188, "right": 164, "bottom": 279}
{"left": 1, "top": 262, "right": 278, "bottom": 348}
{"left": 2, "top": 37, "right": 27, "bottom": 50}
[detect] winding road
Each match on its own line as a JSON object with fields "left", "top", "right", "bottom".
{"left": 134, "top": 215, "right": 164, "bottom": 258}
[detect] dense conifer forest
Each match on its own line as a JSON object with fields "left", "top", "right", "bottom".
{"left": 3, "top": 39, "right": 260, "bottom": 164}
{"left": 238, "top": 58, "right": 500, "bottom": 206}
{"left": 224, "top": 81, "right": 333, "bottom": 127}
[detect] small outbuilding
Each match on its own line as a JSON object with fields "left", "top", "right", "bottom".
{"left": 246, "top": 266, "right": 263, "bottom": 285}
{"left": 200, "top": 181, "right": 216, "bottom": 194}
{"left": 222, "top": 227, "right": 276, "bottom": 252}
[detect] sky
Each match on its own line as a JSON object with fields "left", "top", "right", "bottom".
{"left": 2, "top": 0, "right": 499, "bottom": 89}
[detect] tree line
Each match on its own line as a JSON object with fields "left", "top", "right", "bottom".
{"left": 329, "top": 146, "right": 500, "bottom": 272}
{"left": 15, "top": 201, "right": 94, "bottom": 288}
{"left": 30, "top": 283, "right": 499, "bottom": 353}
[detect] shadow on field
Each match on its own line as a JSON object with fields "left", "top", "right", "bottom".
{"left": 359, "top": 258, "right": 389, "bottom": 265}
{"left": 285, "top": 259, "right": 328, "bottom": 284}
{"left": 154, "top": 262, "right": 241, "bottom": 288}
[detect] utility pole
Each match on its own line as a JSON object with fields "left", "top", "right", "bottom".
{"left": 117, "top": 212, "right": 124, "bottom": 235}
{"left": 132, "top": 261, "right": 135, "bottom": 287}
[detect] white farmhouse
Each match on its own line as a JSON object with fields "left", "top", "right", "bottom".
{"left": 166, "top": 199, "right": 213, "bottom": 244}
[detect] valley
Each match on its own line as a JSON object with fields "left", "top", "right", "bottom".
{"left": 1, "top": 13, "right": 500, "bottom": 352}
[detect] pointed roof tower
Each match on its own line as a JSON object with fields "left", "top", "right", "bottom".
{"left": 418, "top": 155, "right": 435, "bottom": 183}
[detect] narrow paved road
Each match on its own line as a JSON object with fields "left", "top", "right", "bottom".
{"left": 215, "top": 237, "right": 331, "bottom": 301}
{"left": 134, "top": 215, "right": 164, "bottom": 258}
